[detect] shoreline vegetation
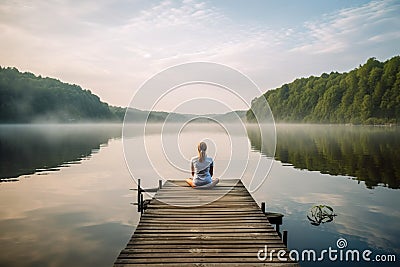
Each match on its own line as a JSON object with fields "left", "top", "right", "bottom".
{"left": 247, "top": 56, "right": 400, "bottom": 125}
{"left": 1, "top": 56, "right": 399, "bottom": 125}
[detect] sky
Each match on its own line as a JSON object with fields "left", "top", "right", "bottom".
{"left": 0, "top": 0, "right": 399, "bottom": 113}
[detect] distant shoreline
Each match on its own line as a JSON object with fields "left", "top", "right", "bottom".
{"left": 1, "top": 121, "right": 398, "bottom": 127}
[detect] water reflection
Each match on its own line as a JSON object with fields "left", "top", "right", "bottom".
{"left": 247, "top": 124, "right": 400, "bottom": 189}
{"left": 1, "top": 123, "right": 399, "bottom": 267}
{"left": 0, "top": 137, "right": 138, "bottom": 267}
{"left": 0, "top": 124, "right": 122, "bottom": 181}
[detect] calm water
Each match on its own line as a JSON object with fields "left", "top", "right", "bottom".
{"left": 0, "top": 124, "right": 399, "bottom": 266}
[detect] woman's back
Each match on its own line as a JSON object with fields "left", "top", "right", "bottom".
{"left": 191, "top": 156, "right": 213, "bottom": 180}
{"left": 186, "top": 141, "right": 218, "bottom": 188}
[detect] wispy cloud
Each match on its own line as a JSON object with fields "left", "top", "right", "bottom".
{"left": 291, "top": 0, "right": 400, "bottom": 54}
{"left": 0, "top": 0, "right": 399, "bottom": 107}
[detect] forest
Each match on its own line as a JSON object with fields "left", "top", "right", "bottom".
{"left": 0, "top": 67, "right": 123, "bottom": 123}
{"left": 0, "top": 66, "right": 245, "bottom": 123}
{"left": 2, "top": 56, "right": 399, "bottom": 124}
{"left": 247, "top": 56, "right": 400, "bottom": 124}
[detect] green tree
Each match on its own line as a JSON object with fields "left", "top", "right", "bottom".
{"left": 249, "top": 56, "right": 400, "bottom": 125}
{"left": 0, "top": 66, "right": 123, "bottom": 123}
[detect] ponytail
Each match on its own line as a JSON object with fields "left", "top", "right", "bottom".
{"left": 198, "top": 142, "right": 207, "bottom": 162}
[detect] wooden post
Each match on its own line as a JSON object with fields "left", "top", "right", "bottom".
{"left": 283, "top": 230, "right": 288, "bottom": 246}
{"left": 261, "top": 202, "right": 266, "bottom": 214}
{"left": 140, "top": 193, "right": 144, "bottom": 214}
{"left": 137, "top": 179, "right": 141, "bottom": 212}
{"left": 159, "top": 179, "right": 163, "bottom": 189}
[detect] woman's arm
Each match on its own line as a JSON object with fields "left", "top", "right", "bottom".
{"left": 191, "top": 162, "right": 194, "bottom": 177}
{"left": 209, "top": 162, "right": 214, "bottom": 177}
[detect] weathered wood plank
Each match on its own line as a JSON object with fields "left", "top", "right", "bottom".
{"left": 134, "top": 229, "right": 277, "bottom": 234}
{"left": 115, "top": 264, "right": 299, "bottom": 267}
{"left": 127, "top": 240, "right": 286, "bottom": 246}
{"left": 122, "top": 245, "right": 286, "bottom": 251}
{"left": 125, "top": 242, "right": 283, "bottom": 247}
{"left": 115, "top": 257, "right": 296, "bottom": 263}
{"left": 116, "top": 255, "right": 294, "bottom": 262}
{"left": 120, "top": 247, "right": 288, "bottom": 253}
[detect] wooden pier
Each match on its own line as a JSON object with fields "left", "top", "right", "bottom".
{"left": 114, "top": 179, "right": 299, "bottom": 266}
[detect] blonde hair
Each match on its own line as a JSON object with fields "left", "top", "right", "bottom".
{"left": 198, "top": 142, "right": 207, "bottom": 162}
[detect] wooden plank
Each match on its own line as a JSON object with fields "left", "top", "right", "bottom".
{"left": 140, "top": 217, "right": 268, "bottom": 220}
{"left": 125, "top": 240, "right": 269, "bottom": 247}
{"left": 122, "top": 245, "right": 286, "bottom": 251}
{"left": 115, "top": 264, "right": 300, "bottom": 267}
{"left": 135, "top": 226, "right": 277, "bottom": 231}
{"left": 115, "top": 258, "right": 296, "bottom": 263}
{"left": 116, "top": 255, "right": 294, "bottom": 262}
{"left": 114, "top": 179, "right": 298, "bottom": 266}
{"left": 120, "top": 247, "right": 288, "bottom": 253}
{"left": 140, "top": 215, "right": 267, "bottom": 219}
{"left": 126, "top": 241, "right": 283, "bottom": 246}
{"left": 134, "top": 229, "right": 277, "bottom": 233}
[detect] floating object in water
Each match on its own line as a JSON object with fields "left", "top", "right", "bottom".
{"left": 307, "top": 204, "right": 337, "bottom": 226}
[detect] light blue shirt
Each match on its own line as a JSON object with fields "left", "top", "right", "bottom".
{"left": 191, "top": 156, "right": 213, "bottom": 186}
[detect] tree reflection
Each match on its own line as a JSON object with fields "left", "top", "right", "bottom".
{"left": 0, "top": 124, "right": 121, "bottom": 181}
{"left": 247, "top": 124, "right": 400, "bottom": 189}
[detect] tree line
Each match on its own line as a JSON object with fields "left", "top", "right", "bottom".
{"left": 0, "top": 67, "right": 124, "bottom": 123}
{"left": 3, "top": 56, "right": 399, "bottom": 124}
{"left": 0, "top": 66, "right": 246, "bottom": 123}
{"left": 247, "top": 56, "right": 400, "bottom": 124}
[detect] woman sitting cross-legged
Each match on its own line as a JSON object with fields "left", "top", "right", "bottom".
{"left": 186, "top": 141, "right": 219, "bottom": 189}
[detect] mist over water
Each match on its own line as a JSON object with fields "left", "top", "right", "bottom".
{"left": 0, "top": 123, "right": 399, "bottom": 266}
{"left": 0, "top": 124, "right": 122, "bottom": 181}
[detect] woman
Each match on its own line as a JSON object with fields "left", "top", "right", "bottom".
{"left": 186, "top": 141, "right": 219, "bottom": 188}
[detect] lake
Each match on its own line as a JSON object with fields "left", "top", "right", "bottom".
{"left": 0, "top": 123, "right": 399, "bottom": 266}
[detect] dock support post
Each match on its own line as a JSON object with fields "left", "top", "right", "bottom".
{"left": 283, "top": 230, "right": 288, "bottom": 246}
{"left": 261, "top": 202, "right": 266, "bottom": 214}
{"left": 140, "top": 193, "right": 144, "bottom": 214}
{"left": 261, "top": 202, "right": 284, "bottom": 236}
{"left": 137, "top": 179, "right": 141, "bottom": 212}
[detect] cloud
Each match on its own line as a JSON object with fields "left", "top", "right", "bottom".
{"left": 291, "top": 0, "right": 400, "bottom": 54}
{"left": 291, "top": 193, "right": 346, "bottom": 207}
{"left": 0, "top": 0, "right": 284, "bottom": 104}
{"left": 0, "top": 0, "right": 399, "bottom": 107}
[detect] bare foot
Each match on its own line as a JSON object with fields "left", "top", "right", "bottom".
{"left": 186, "top": 178, "right": 195, "bottom": 188}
